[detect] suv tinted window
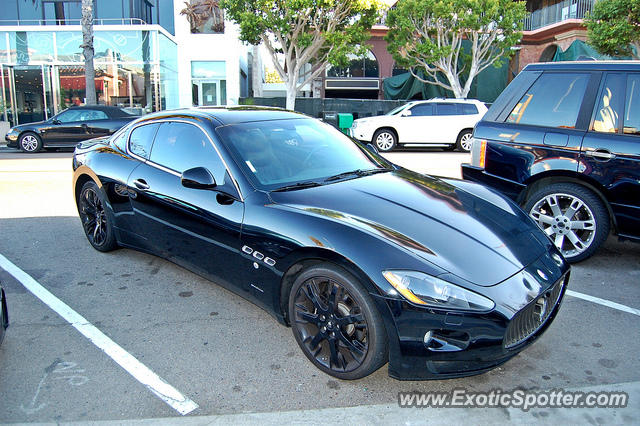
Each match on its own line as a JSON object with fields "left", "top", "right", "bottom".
{"left": 129, "top": 123, "right": 159, "bottom": 159}
{"left": 457, "top": 103, "right": 478, "bottom": 115}
{"left": 624, "top": 74, "right": 640, "bottom": 136}
{"left": 436, "top": 103, "right": 457, "bottom": 115}
{"left": 410, "top": 103, "right": 433, "bottom": 116}
{"left": 506, "top": 73, "right": 589, "bottom": 128}
{"left": 593, "top": 74, "right": 624, "bottom": 133}
{"left": 150, "top": 122, "right": 225, "bottom": 177}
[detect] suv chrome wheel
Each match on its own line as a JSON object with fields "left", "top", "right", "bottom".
{"left": 373, "top": 129, "right": 397, "bottom": 152}
{"left": 525, "top": 183, "right": 609, "bottom": 263}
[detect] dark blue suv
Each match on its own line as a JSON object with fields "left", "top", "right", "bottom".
{"left": 462, "top": 61, "right": 640, "bottom": 262}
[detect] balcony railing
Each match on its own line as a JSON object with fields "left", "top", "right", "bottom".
{"left": 524, "top": 0, "right": 596, "bottom": 31}
{"left": 0, "top": 18, "right": 149, "bottom": 27}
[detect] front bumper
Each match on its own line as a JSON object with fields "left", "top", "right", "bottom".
{"left": 373, "top": 252, "right": 569, "bottom": 380}
{"left": 5, "top": 132, "right": 18, "bottom": 148}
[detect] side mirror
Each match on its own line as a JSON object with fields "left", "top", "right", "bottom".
{"left": 365, "top": 143, "right": 379, "bottom": 154}
{"left": 400, "top": 110, "right": 412, "bottom": 117}
{"left": 52, "top": 119, "right": 61, "bottom": 125}
{"left": 181, "top": 167, "right": 217, "bottom": 190}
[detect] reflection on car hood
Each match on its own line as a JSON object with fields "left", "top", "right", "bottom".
{"left": 270, "top": 169, "right": 548, "bottom": 286}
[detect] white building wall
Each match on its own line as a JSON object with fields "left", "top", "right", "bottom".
{"left": 172, "top": 1, "right": 248, "bottom": 108}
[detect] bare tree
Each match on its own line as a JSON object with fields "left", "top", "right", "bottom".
{"left": 81, "top": 0, "right": 96, "bottom": 105}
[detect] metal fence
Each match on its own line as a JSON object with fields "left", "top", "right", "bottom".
{"left": 0, "top": 18, "right": 148, "bottom": 26}
{"left": 523, "top": 0, "right": 596, "bottom": 31}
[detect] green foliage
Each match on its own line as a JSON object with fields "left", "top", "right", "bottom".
{"left": 385, "top": 0, "right": 526, "bottom": 98}
{"left": 221, "top": 0, "right": 381, "bottom": 78}
{"left": 585, "top": 0, "right": 640, "bottom": 59}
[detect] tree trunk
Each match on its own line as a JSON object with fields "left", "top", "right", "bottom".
{"left": 81, "top": 0, "right": 97, "bottom": 105}
{"left": 285, "top": 82, "right": 297, "bottom": 111}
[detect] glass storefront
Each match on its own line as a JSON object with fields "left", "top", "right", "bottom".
{"left": 0, "top": 28, "right": 178, "bottom": 125}
{"left": 190, "top": 61, "right": 226, "bottom": 106}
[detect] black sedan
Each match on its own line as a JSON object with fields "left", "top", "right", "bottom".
{"left": 5, "top": 105, "right": 138, "bottom": 153}
{"left": 72, "top": 107, "right": 570, "bottom": 380}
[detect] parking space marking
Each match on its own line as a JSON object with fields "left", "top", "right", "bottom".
{"left": 567, "top": 290, "right": 640, "bottom": 317}
{"left": 0, "top": 253, "right": 199, "bottom": 416}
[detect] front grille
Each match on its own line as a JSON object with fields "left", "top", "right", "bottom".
{"left": 504, "top": 276, "right": 565, "bottom": 349}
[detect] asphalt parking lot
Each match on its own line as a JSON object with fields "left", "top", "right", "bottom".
{"left": 0, "top": 147, "right": 638, "bottom": 424}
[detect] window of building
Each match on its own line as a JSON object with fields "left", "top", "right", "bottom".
{"left": 180, "top": 0, "right": 225, "bottom": 34}
{"left": 593, "top": 74, "right": 624, "bottom": 133}
{"left": 191, "top": 61, "right": 226, "bottom": 106}
{"left": 623, "top": 74, "right": 640, "bottom": 136}
{"left": 43, "top": 0, "right": 83, "bottom": 25}
{"left": 326, "top": 50, "right": 379, "bottom": 78}
{"left": 392, "top": 64, "right": 408, "bottom": 77}
{"left": 506, "top": 73, "right": 589, "bottom": 129}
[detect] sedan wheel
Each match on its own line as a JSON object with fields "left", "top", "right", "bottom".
{"left": 19, "top": 133, "right": 42, "bottom": 153}
{"left": 373, "top": 129, "right": 397, "bottom": 152}
{"left": 524, "top": 183, "right": 609, "bottom": 263}
{"left": 289, "top": 264, "right": 387, "bottom": 380}
{"left": 78, "top": 181, "right": 117, "bottom": 252}
{"left": 456, "top": 130, "right": 473, "bottom": 152}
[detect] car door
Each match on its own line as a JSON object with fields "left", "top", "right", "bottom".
{"left": 433, "top": 102, "right": 463, "bottom": 143}
{"left": 127, "top": 120, "right": 245, "bottom": 288}
{"left": 82, "top": 109, "right": 112, "bottom": 138}
{"left": 580, "top": 72, "right": 640, "bottom": 239}
{"left": 399, "top": 103, "right": 437, "bottom": 143}
{"left": 44, "top": 109, "right": 88, "bottom": 144}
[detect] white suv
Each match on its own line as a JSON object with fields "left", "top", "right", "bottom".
{"left": 350, "top": 98, "right": 487, "bottom": 152}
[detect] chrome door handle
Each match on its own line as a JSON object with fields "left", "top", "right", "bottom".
{"left": 133, "top": 179, "right": 150, "bottom": 190}
{"left": 585, "top": 149, "right": 616, "bottom": 161}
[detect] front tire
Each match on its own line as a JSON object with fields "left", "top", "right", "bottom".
{"left": 288, "top": 263, "right": 387, "bottom": 380}
{"left": 372, "top": 129, "right": 397, "bottom": 152}
{"left": 19, "top": 132, "right": 42, "bottom": 153}
{"left": 524, "top": 183, "right": 609, "bottom": 263}
{"left": 456, "top": 130, "right": 473, "bottom": 152}
{"left": 78, "top": 181, "right": 118, "bottom": 252}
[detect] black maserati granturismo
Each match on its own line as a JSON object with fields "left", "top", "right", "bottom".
{"left": 5, "top": 105, "right": 138, "bottom": 152}
{"left": 72, "top": 107, "right": 570, "bottom": 380}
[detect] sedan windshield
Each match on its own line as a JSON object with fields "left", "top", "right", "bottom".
{"left": 216, "top": 118, "right": 392, "bottom": 191}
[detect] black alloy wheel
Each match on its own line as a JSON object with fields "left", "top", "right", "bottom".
{"left": 78, "top": 181, "right": 117, "bottom": 252}
{"left": 289, "top": 263, "right": 387, "bottom": 380}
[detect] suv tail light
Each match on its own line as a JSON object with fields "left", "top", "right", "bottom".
{"left": 470, "top": 138, "right": 487, "bottom": 169}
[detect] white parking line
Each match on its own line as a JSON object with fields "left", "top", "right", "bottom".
{"left": 566, "top": 290, "right": 640, "bottom": 317}
{"left": 0, "top": 253, "right": 199, "bottom": 416}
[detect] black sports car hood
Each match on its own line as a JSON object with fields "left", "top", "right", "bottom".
{"left": 269, "top": 169, "right": 549, "bottom": 286}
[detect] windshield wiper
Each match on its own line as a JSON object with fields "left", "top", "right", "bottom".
{"left": 271, "top": 181, "right": 323, "bottom": 192}
{"left": 324, "top": 168, "right": 393, "bottom": 182}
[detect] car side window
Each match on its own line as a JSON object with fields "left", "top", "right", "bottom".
{"left": 592, "top": 73, "right": 625, "bottom": 134}
{"left": 436, "top": 103, "right": 457, "bottom": 115}
{"left": 623, "top": 74, "right": 640, "bottom": 136}
{"left": 149, "top": 122, "right": 225, "bottom": 178}
{"left": 79, "top": 110, "right": 109, "bottom": 121}
{"left": 129, "top": 123, "right": 159, "bottom": 159}
{"left": 506, "top": 73, "right": 589, "bottom": 129}
{"left": 56, "top": 110, "right": 82, "bottom": 123}
{"left": 457, "top": 103, "right": 479, "bottom": 115}
{"left": 409, "top": 104, "right": 434, "bottom": 116}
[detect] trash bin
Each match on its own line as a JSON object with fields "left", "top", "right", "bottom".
{"left": 337, "top": 113, "right": 354, "bottom": 135}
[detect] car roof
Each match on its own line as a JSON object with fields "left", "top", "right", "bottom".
{"left": 415, "top": 98, "right": 483, "bottom": 104}
{"left": 139, "top": 106, "right": 309, "bottom": 126}
{"left": 65, "top": 105, "right": 131, "bottom": 117}
{"left": 524, "top": 61, "right": 640, "bottom": 72}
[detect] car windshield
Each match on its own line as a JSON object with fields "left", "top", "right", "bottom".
{"left": 216, "top": 118, "right": 392, "bottom": 191}
{"left": 385, "top": 104, "right": 412, "bottom": 115}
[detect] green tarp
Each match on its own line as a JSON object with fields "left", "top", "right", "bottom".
{"left": 552, "top": 39, "right": 611, "bottom": 61}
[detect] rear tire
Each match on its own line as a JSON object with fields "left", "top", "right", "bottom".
{"left": 523, "top": 183, "right": 609, "bottom": 263}
{"left": 456, "top": 130, "right": 473, "bottom": 152}
{"left": 288, "top": 263, "right": 387, "bottom": 380}
{"left": 78, "top": 181, "right": 118, "bottom": 252}
{"left": 19, "top": 132, "right": 42, "bottom": 153}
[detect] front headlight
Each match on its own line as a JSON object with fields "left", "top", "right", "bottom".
{"left": 382, "top": 270, "right": 495, "bottom": 312}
